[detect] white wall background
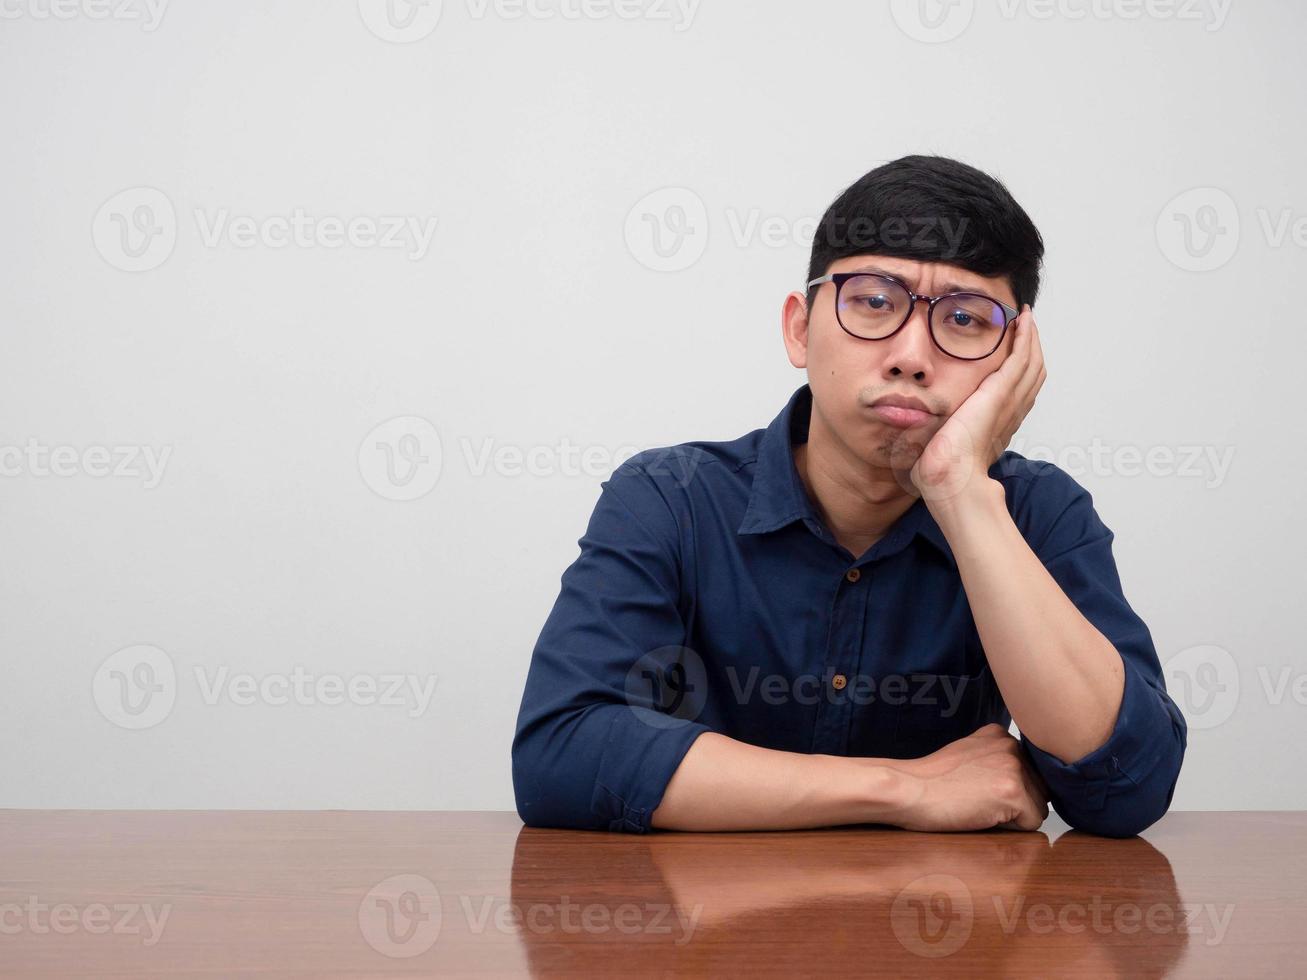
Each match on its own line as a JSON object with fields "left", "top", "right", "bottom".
{"left": 1, "top": 0, "right": 1301, "bottom": 811}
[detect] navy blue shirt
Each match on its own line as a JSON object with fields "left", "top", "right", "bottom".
{"left": 512, "top": 383, "right": 1187, "bottom": 837}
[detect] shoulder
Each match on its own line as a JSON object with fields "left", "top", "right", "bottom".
{"left": 989, "top": 451, "right": 1104, "bottom": 552}
{"left": 589, "top": 425, "right": 765, "bottom": 553}
{"left": 990, "top": 449, "right": 1088, "bottom": 501}
{"left": 605, "top": 425, "right": 764, "bottom": 501}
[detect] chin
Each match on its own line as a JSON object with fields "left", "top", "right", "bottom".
{"left": 865, "top": 436, "right": 925, "bottom": 471}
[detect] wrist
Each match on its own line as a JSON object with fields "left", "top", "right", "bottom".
{"left": 857, "top": 759, "right": 924, "bottom": 827}
{"left": 926, "top": 475, "right": 1005, "bottom": 530}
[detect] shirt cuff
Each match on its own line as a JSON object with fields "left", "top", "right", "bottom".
{"left": 590, "top": 709, "right": 712, "bottom": 833}
{"left": 1020, "top": 656, "right": 1184, "bottom": 830}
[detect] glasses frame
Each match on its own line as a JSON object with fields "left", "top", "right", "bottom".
{"left": 806, "top": 271, "right": 1021, "bottom": 361}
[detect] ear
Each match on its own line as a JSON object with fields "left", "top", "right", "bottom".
{"left": 782, "top": 291, "right": 810, "bottom": 369}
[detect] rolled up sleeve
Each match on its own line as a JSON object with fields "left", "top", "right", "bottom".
{"left": 1016, "top": 466, "right": 1188, "bottom": 838}
{"left": 511, "top": 457, "right": 712, "bottom": 833}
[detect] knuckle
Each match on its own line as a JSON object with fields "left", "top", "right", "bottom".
{"left": 995, "top": 775, "right": 1024, "bottom": 800}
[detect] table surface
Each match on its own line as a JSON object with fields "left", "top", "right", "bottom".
{"left": 2, "top": 810, "right": 1305, "bottom": 978}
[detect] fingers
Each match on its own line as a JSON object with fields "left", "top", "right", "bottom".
{"left": 1016, "top": 763, "right": 1051, "bottom": 828}
{"left": 988, "top": 727, "right": 1050, "bottom": 831}
{"left": 1023, "top": 752, "right": 1053, "bottom": 803}
{"left": 1012, "top": 305, "right": 1044, "bottom": 403}
{"left": 1001, "top": 728, "right": 1052, "bottom": 807}
{"left": 997, "top": 305, "right": 1033, "bottom": 380}
{"left": 994, "top": 777, "right": 1047, "bottom": 832}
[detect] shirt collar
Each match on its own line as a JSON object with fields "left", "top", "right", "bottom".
{"left": 737, "top": 383, "right": 957, "bottom": 568}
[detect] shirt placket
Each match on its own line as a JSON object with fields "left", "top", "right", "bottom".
{"left": 810, "top": 561, "right": 871, "bottom": 755}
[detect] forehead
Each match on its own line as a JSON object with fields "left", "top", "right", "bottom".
{"left": 830, "top": 255, "right": 1016, "bottom": 305}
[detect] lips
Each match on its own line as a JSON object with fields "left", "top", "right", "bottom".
{"left": 868, "top": 394, "right": 936, "bottom": 429}
{"left": 869, "top": 405, "right": 934, "bottom": 428}
{"left": 870, "top": 394, "right": 933, "bottom": 414}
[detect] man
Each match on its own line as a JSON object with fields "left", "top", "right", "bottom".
{"left": 511, "top": 155, "right": 1187, "bottom": 837}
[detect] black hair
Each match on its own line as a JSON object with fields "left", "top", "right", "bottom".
{"left": 805, "top": 154, "right": 1044, "bottom": 311}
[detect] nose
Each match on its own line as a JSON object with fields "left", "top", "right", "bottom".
{"left": 881, "top": 298, "right": 936, "bottom": 381}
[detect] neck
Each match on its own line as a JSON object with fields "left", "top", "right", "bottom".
{"left": 793, "top": 401, "right": 920, "bottom": 558}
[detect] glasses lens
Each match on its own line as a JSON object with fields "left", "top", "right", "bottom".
{"left": 931, "top": 294, "right": 1007, "bottom": 358}
{"left": 836, "top": 275, "right": 911, "bottom": 339}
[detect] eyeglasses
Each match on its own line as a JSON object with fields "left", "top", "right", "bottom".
{"left": 806, "top": 271, "right": 1020, "bottom": 361}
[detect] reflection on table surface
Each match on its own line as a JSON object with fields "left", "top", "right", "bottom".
{"left": 2, "top": 810, "right": 1305, "bottom": 977}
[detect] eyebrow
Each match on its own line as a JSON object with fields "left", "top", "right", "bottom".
{"left": 849, "top": 264, "right": 988, "bottom": 296}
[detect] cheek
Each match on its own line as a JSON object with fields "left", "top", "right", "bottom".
{"left": 809, "top": 321, "right": 854, "bottom": 374}
{"left": 939, "top": 370, "right": 986, "bottom": 410}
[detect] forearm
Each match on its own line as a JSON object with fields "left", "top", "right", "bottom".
{"left": 930, "top": 479, "right": 1125, "bottom": 763}
{"left": 650, "top": 731, "right": 908, "bottom": 832}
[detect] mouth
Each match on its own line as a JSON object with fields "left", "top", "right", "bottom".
{"left": 867, "top": 395, "right": 937, "bottom": 429}
{"left": 867, "top": 404, "right": 935, "bottom": 428}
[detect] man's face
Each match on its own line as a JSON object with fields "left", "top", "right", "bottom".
{"left": 783, "top": 254, "right": 1020, "bottom": 471}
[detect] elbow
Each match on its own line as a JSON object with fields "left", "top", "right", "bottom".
{"left": 1059, "top": 750, "right": 1185, "bottom": 839}
{"left": 1060, "top": 803, "right": 1164, "bottom": 839}
{"left": 1058, "top": 691, "right": 1188, "bottom": 839}
{"left": 511, "top": 729, "right": 554, "bottom": 829}
{"left": 511, "top": 723, "right": 602, "bottom": 832}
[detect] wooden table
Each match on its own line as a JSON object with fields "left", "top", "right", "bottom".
{"left": 2, "top": 810, "right": 1304, "bottom": 977}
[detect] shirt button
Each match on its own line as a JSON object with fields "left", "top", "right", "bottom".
{"left": 831, "top": 673, "right": 848, "bottom": 690}
{"left": 845, "top": 568, "right": 861, "bottom": 583}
